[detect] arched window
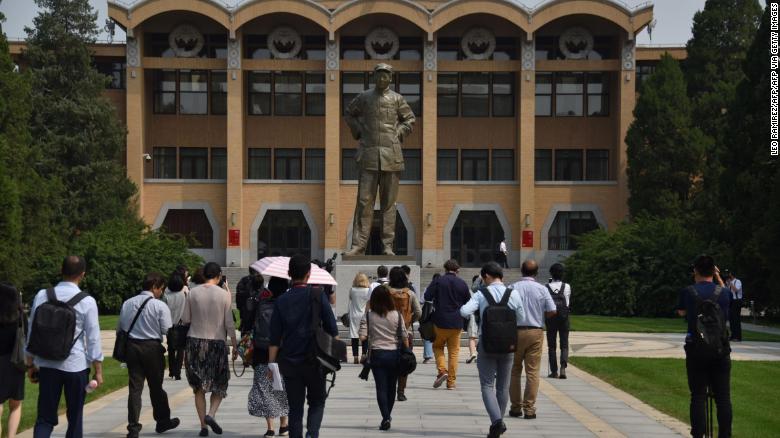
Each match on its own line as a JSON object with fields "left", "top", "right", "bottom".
{"left": 161, "top": 209, "right": 214, "bottom": 248}
{"left": 548, "top": 211, "right": 599, "bottom": 250}
{"left": 450, "top": 211, "right": 504, "bottom": 267}
{"left": 258, "top": 210, "right": 311, "bottom": 259}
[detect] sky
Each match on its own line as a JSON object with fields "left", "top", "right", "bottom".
{"left": 0, "top": 0, "right": 759, "bottom": 46}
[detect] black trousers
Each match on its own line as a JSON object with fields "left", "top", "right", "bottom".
{"left": 351, "top": 338, "right": 368, "bottom": 357}
{"left": 33, "top": 367, "right": 89, "bottom": 438}
{"left": 685, "top": 345, "right": 732, "bottom": 438}
{"left": 729, "top": 299, "right": 742, "bottom": 341}
{"left": 280, "top": 360, "right": 327, "bottom": 438}
{"left": 168, "top": 345, "right": 184, "bottom": 378}
{"left": 126, "top": 339, "right": 172, "bottom": 435}
{"left": 545, "top": 316, "right": 570, "bottom": 374}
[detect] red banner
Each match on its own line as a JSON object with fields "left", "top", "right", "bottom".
{"left": 522, "top": 230, "right": 533, "bottom": 248}
{"left": 228, "top": 229, "right": 240, "bottom": 247}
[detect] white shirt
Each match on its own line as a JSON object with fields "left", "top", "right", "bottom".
{"left": 509, "top": 277, "right": 557, "bottom": 328}
{"left": 547, "top": 281, "right": 571, "bottom": 307}
{"left": 499, "top": 241, "right": 507, "bottom": 254}
{"left": 728, "top": 279, "right": 743, "bottom": 300}
{"left": 369, "top": 278, "right": 388, "bottom": 295}
{"left": 460, "top": 281, "right": 524, "bottom": 337}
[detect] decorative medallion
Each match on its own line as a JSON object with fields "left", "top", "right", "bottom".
{"left": 424, "top": 40, "right": 436, "bottom": 71}
{"left": 461, "top": 27, "right": 496, "bottom": 60}
{"left": 326, "top": 39, "right": 339, "bottom": 71}
{"left": 621, "top": 40, "right": 635, "bottom": 70}
{"left": 268, "top": 26, "right": 302, "bottom": 59}
{"left": 521, "top": 39, "right": 535, "bottom": 71}
{"left": 365, "top": 27, "right": 399, "bottom": 60}
{"left": 228, "top": 38, "right": 241, "bottom": 69}
{"left": 126, "top": 37, "right": 140, "bottom": 67}
{"left": 559, "top": 27, "right": 593, "bottom": 60}
{"left": 169, "top": 24, "right": 204, "bottom": 58}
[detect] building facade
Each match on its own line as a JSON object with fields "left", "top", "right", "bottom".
{"left": 46, "top": 0, "right": 681, "bottom": 268}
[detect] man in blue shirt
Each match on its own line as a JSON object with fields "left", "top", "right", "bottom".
{"left": 460, "top": 262, "right": 524, "bottom": 438}
{"left": 676, "top": 255, "right": 732, "bottom": 438}
{"left": 268, "top": 254, "right": 338, "bottom": 438}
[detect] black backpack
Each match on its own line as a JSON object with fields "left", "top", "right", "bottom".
{"left": 479, "top": 286, "right": 517, "bottom": 354}
{"left": 688, "top": 285, "right": 730, "bottom": 361}
{"left": 546, "top": 283, "right": 569, "bottom": 319}
{"left": 28, "top": 287, "right": 89, "bottom": 361}
{"left": 251, "top": 295, "right": 276, "bottom": 354}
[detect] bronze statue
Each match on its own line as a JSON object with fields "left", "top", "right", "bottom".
{"left": 344, "top": 63, "right": 415, "bottom": 256}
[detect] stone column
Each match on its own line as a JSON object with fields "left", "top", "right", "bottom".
{"left": 226, "top": 33, "right": 244, "bottom": 266}
{"left": 518, "top": 36, "right": 536, "bottom": 265}
{"left": 617, "top": 37, "right": 636, "bottom": 221}
{"left": 421, "top": 38, "right": 438, "bottom": 267}
{"left": 125, "top": 33, "right": 145, "bottom": 215}
{"left": 324, "top": 37, "right": 341, "bottom": 258}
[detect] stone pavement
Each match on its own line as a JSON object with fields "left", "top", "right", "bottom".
{"left": 21, "top": 348, "right": 689, "bottom": 438}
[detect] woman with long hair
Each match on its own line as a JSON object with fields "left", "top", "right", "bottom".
{"left": 164, "top": 273, "right": 188, "bottom": 380}
{"left": 387, "top": 267, "right": 421, "bottom": 402}
{"left": 348, "top": 273, "right": 371, "bottom": 364}
{"left": 359, "top": 285, "right": 409, "bottom": 431}
{"left": 0, "top": 283, "right": 25, "bottom": 438}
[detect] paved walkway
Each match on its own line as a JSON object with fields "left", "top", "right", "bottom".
{"left": 741, "top": 322, "right": 780, "bottom": 336}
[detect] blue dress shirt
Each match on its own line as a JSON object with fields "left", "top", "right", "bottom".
{"left": 459, "top": 281, "right": 524, "bottom": 337}
{"left": 118, "top": 291, "right": 172, "bottom": 341}
{"left": 509, "top": 277, "right": 557, "bottom": 328}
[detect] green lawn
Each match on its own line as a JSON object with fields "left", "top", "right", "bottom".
{"left": 570, "top": 357, "right": 779, "bottom": 438}
{"left": 0, "top": 358, "right": 127, "bottom": 438}
{"left": 569, "top": 315, "right": 780, "bottom": 342}
{"left": 98, "top": 314, "right": 119, "bottom": 330}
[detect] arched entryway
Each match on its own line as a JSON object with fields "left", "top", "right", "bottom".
{"left": 257, "top": 210, "right": 312, "bottom": 259}
{"left": 450, "top": 211, "right": 504, "bottom": 267}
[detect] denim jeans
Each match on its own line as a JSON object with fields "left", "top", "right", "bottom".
{"left": 685, "top": 344, "right": 732, "bottom": 438}
{"left": 34, "top": 367, "right": 89, "bottom": 438}
{"left": 370, "top": 349, "right": 400, "bottom": 422}
{"left": 280, "top": 360, "right": 327, "bottom": 438}
{"left": 423, "top": 340, "right": 433, "bottom": 359}
{"left": 476, "top": 343, "right": 514, "bottom": 424}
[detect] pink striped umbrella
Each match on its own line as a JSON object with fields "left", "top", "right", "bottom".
{"left": 250, "top": 256, "right": 337, "bottom": 286}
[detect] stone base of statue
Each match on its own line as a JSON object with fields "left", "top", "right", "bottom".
{"left": 332, "top": 255, "right": 420, "bottom": 317}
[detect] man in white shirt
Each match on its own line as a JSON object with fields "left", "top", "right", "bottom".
{"left": 724, "top": 270, "right": 743, "bottom": 342}
{"left": 507, "top": 260, "right": 556, "bottom": 419}
{"left": 498, "top": 239, "right": 509, "bottom": 268}
{"left": 369, "top": 265, "right": 389, "bottom": 295}
{"left": 545, "top": 263, "right": 572, "bottom": 379}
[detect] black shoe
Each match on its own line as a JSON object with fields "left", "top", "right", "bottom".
{"left": 524, "top": 413, "right": 537, "bottom": 420}
{"left": 508, "top": 410, "right": 523, "bottom": 418}
{"left": 487, "top": 420, "right": 507, "bottom": 438}
{"left": 264, "top": 430, "right": 275, "bottom": 437}
{"left": 548, "top": 372, "right": 558, "bottom": 378}
{"left": 204, "top": 415, "right": 222, "bottom": 435}
{"left": 559, "top": 371, "right": 567, "bottom": 379}
{"left": 127, "top": 433, "right": 139, "bottom": 438}
{"left": 397, "top": 392, "right": 407, "bottom": 401}
{"left": 199, "top": 428, "right": 209, "bottom": 437}
{"left": 278, "top": 426, "right": 289, "bottom": 436}
{"left": 155, "top": 418, "right": 180, "bottom": 433}
{"left": 379, "top": 419, "right": 391, "bottom": 431}
{"left": 174, "top": 375, "right": 181, "bottom": 381}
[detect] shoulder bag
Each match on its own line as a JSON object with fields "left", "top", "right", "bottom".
{"left": 11, "top": 308, "right": 27, "bottom": 371}
{"left": 113, "top": 297, "right": 153, "bottom": 363}
{"left": 358, "top": 311, "right": 372, "bottom": 380}
{"left": 396, "top": 313, "right": 417, "bottom": 376}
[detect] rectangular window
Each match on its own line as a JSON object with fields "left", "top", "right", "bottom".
{"left": 303, "top": 35, "right": 326, "bottom": 60}
{"left": 248, "top": 71, "right": 271, "bottom": 115}
{"left": 586, "top": 73, "right": 609, "bottom": 116}
{"left": 210, "top": 148, "right": 227, "bottom": 179}
{"left": 274, "top": 148, "right": 302, "bottom": 180}
{"left": 437, "top": 37, "right": 460, "bottom": 60}
{"left": 636, "top": 63, "right": 656, "bottom": 92}
{"left": 555, "top": 149, "right": 583, "bottom": 181}
{"left": 437, "top": 72, "right": 458, "bottom": 117}
{"left": 461, "top": 73, "right": 489, "bottom": 117}
{"left": 342, "top": 72, "right": 366, "bottom": 115}
{"left": 145, "top": 33, "right": 174, "bottom": 58}
{"left": 398, "top": 37, "right": 422, "bottom": 60}
{"left": 153, "top": 70, "right": 177, "bottom": 114}
{"left": 591, "top": 36, "right": 615, "bottom": 60}
{"left": 179, "top": 147, "right": 208, "bottom": 179}
{"left": 535, "top": 149, "right": 553, "bottom": 181}
{"left": 207, "top": 34, "right": 228, "bottom": 59}
{"left": 341, "top": 148, "right": 359, "bottom": 180}
{"left": 491, "top": 149, "right": 514, "bottom": 181}
{"left": 535, "top": 72, "right": 553, "bottom": 116}
{"left": 305, "top": 72, "right": 325, "bottom": 116}
{"left": 461, "top": 149, "right": 489, "bottom": 181}
{"left": 586, "top": 149, "right": 610, "bottom": 180}
{"left": 210, "top": 71, "right": 227, "bottom": 115}
{"left": 399, "top": 73, "right": 422, "bottom": 116}
{"left": 152, "top": 147, "right": 177, "bottom": 178}
{"left": 179, "top": 70, "right": 208, "bottom": 115}
{"left": 305, "top": 148, "right": 325, "bottom": 180}
{"left": 401, "top": 149, "right": 421, "bottom": 181}
{"left": 492, "top": 73, "right": 514, "bottom": 117}
{"left": 341, "top": 36, "right": 366, "bottom": 60}
{"left": 95, "top": 61, "right": 125, "bottom": 89}
{"left": 535, "top": 36, "right": 557, "bottom": 61}
{"left": 248, "top": 148, "right": 271, "bottom": 179}
{"left": 246, "top": 35, "right": 270, "bottom": 59}
{"left": 493, "top": 37, "right": 518, "bottom": 60}
{"left": 555, "top": 73, "right": 584, "bottom": 116}
{"left": 274, "top": 71, "right": 303, "bottom": 116}
{"left": 437, "top": 149, "right": 458, "bottom": 180}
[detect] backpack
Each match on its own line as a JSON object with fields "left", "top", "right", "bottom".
{"left": 251, "top": 294, "right": 276, "bottom": 355}
{"left": 688, "top": 285, "right": 730, "bottom": 361}
{"left": 479, "top": 286, "right": 517, "bottom": 354}
{"left": 28, "top": 287, "right": 89, "bottom": 361}
{"left": 546, "top": 283, "right": 569, "bottom": 319}
{"left": 391, "top": 288, "right": 413, "bottom": 327}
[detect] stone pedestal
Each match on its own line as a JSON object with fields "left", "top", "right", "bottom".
{"left": 332, "top": 255, "right": 420, "bottom": 317}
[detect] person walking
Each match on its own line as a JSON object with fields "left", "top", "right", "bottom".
{"left": 246, "top": 277, "right": 289, "bottom": 437}
{"left": 677, "top": 255, "right": 732, "bottom": 438}
{"left": 369, "top": 266, "right": 389, "bottom": 295}
{"left": 421, "top": 273, "right": 440, "bottom": 364}
{"left": 181, "top": 262, "right": 238, "bottom": 437}
{"left": 348, "top": 273, "right": 371, "bottom": 364}
{"left": 460, "top": 262, "right": 524, "bottom": 438}
{"left": 508, "top": 260, "right": 556, "bottom": 419}
{"left": 466, "top": 275, "right": 484, "bottom": 364}
{"left": 0, "top": 283, "right": 25, "bottom": 438}
{"left": 387, "top": 267, "right": 421, "bottom": 402}
{"left": 236, "top": 268, "right": 264, "bottom": 335}
{"left": 424, "top": 260, "right": 470, "bottom": 390}
{"left": 498, "top": 239, "right": 509, "bottom": 269}
{"left": 724, "top": 270, "right": 743, "bottom": 342}
{"left": 359, "top": 285, "right": 409, "bottom": 431}
{"left": 163, "top": 273, "right": 187, "bottom": 380}
{"left": 545, "top": 263, "right": 571, "bottom": 379}
{"left": 26, "top": 256, "right": 104, "bottom": 438}
{"left": 268, "top": 254, "right": 339, "bottom": 438}
{"left": 119, "top": 272, "right": 180, "bottom": 438}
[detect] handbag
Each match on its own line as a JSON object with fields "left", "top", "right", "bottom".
{"left": 309, "top": 287, "right": 347, "bottom": 373}
{"left": 358, "top": 311, "right": 372, "bottom": 381}
{"left": 11, "top": 309, "right": 27, "bottom": 371}
{"left": 396, "top": 313, "right": 417, "bottom": 376}
{"left": 113, "top": 297, "right": 153, "bottom": 363}
{"left": 166, "top": 321, "right": 190, "bottom": 351}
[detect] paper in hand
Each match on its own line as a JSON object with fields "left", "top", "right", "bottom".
{"left": 268, "top": 362, "right": 284, "bottom": 391}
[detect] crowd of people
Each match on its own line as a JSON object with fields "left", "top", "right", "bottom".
{"left": 0, "top": 252, "right": 745, "bottom": 438}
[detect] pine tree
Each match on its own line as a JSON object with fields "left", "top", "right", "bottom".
{"left": 626, "top": 54, "right": 707, "bottom": 219}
